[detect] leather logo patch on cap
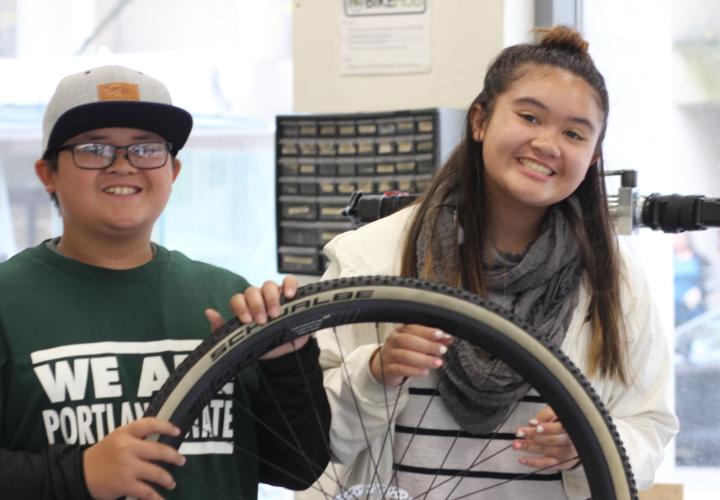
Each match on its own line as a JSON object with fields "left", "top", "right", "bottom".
{"left": 97, "top": 82, "right": 140, "bottom": 101}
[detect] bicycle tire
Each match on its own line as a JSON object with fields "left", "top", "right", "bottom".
{"left": 144, "top": 275, "right": 637, "bottom": 500}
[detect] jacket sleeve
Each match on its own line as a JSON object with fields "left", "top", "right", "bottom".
{"left": 562, "top": 247, "right": 679, "bottom": 498}
{"left": 254, "top": 337, "right": 331, "bottom": 490}
{"left": 312, "top": 227, "right": 411, "bottom": 492}
{"left": 0, "top": 445, "right": 92, "bottom": 500}
{"left": 0, "top": 314, "right": 92, "bottom": 500}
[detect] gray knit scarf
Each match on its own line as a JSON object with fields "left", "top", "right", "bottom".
{"left": 417, "top": 195, "right": 583, "bottom": 434}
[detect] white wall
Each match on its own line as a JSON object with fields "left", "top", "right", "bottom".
{"left": 292, "top": 0, "right": 534, "bottom": 113}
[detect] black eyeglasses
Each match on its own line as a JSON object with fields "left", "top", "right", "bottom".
{"left": 54, "top": 142, "right": 173, "bottom": 169}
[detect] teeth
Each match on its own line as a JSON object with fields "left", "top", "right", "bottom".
{"left": 104, "top": 186, "right": 139, "bottom": 195}
{"left": 519, "top": 158, "right": 553, "bottom": 176}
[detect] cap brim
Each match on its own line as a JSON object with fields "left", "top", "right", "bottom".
{"left": 44, "top": 101, "right": 193, "bottom": 158}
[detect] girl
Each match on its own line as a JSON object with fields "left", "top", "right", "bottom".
{"left": 240, "top": 26, "right": 678, "bottom": 499}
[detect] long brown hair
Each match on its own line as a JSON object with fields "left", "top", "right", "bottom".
{"left": 400, "top": 26, "right": 627, "bottom": 383}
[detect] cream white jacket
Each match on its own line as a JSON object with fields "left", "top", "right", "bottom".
{"left": 316, "top": 205, "right": 678, "bottom": 499}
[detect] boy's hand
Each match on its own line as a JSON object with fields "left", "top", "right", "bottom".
{"left": 204, "top": 276, "right": 307, "bottom": 359}
{"left": 370, "top": 324, "right": 453, "bottom": 387}
{"left": 512, "top": 405, "right": 580, "bottom": 470}
{"left": 83, "top": 417, "right": 186, "bottom": 500}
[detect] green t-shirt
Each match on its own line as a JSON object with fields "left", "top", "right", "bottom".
{"left": 0, "top": 242, "right": 263, "bottom": 499}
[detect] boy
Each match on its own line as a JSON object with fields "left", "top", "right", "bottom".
{"left": 0, "top": 65, "right": 329, "bottom": 500}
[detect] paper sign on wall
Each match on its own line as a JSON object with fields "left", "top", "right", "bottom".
{"left": 340, "top": 0, "right": 431, "bottom": 76}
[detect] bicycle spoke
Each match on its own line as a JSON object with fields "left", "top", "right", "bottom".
{"left": 371, "top": 322, "right": 406, "bottom": 500}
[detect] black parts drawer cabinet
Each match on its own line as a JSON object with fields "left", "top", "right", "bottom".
{"left": 275, "top": 108, "right": 464, "bottom": 275}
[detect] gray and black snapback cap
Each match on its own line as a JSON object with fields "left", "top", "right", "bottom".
{"left": 42, "top": 65, "right": 193, "bottom": 158}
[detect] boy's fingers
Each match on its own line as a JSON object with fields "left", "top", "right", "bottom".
{"left": 135, "top": 440, "right": 186, "bottom": 467}
{"left": 127, "top": 417, "right": 181, "bottom": 439}
{"left": 261, "top": 280, "right": 282, "bottom": 318}
{"left": 281, "top": 275, "right": 299, "bottom": 299}
{"left": 229, "top": 292, "right": 253, "bottom": 323}
{"left": 204, "top": 308, "right": 225, "bottom": 332}
{"left": 126, "top": 482, "right": 165, "bottom": 500}
{"left": 136, "top": 459, "right": 180, "bottom": 490}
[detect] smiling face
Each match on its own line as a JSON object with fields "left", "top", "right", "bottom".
{"left": 472, "top": 64, "right": 604, "bottom": 217}
{"left": 35, "top": 127, "right": 181, "bottom": 243}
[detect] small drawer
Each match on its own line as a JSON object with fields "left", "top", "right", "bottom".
{"left": 280, "top": 227, "right": 320, "bottom": 246}
{"left": 417, "top": 159, "right": 434, "bottom": 173}
{"left": 356, "top": 180, "right": 375, "bottom": 193}
{"left": 279, "top": 250, "right": 321, "bottom": 274}
{"left": 279, "top": 182, "right": 299, "bottom": 195}
{"left": 377, "top": 122, "right": 397, "bottom": 135}
{"left": 317, "top": 164, "right": 337, "bottom": 176}
{"left": 299, "top": 124, "right": 318, "bottom": 136}
{"left": 318, "top": 142, "right": 337, "bottom": 156}
{"left": 397, "top": 121, "right": 415, "bottom": 133}
{"left": 318, "top": 181, "right": 336, "bottom": 195}
{"left": 376, "top": 163, "right": 395, "bottom": 175}
{"left": 280, "top": 202, "right": 317, "bottom": 220}
{"left": 396, "top": 139, "right": 414, "bottom": 154}
{"left": 319, "top": 124, "right": 337, "bottom": 136}
{"left": 281, "top": 125, "right": 299, "bottom": 137}
{"left": 395, "top": 161, "right": 416, "bottom": 174}
{"left": 396, "top": 179, "right": 416, "bottom": 191}
{"left": 357, "top": 123, "right": 378, "bottom": 135}
{"left": 415, "top": 140, "right": 434, "bottom": 152}
{"left": 337, "top": 142, "right": 357, "bottom": 155}
{"left": 280, "top": 142, "right": 299, "bottom": 156}
{"left": 318, "top": 203, "right": 348, "bottom": 221}
{"left": 338, "top": 124, "right": 356, "bottom": 136}
{"left": 417, "top": 119, "right": 434, "bottom": 133}
{"left": 336, "top": 181, "right": 358, "bottom": 195}
{"left": 337, "top": 164, "right": 356, "bottom": 176}
{"left": 376, "top": 179, "right": 397, "bottom": 193}
{"left": 298, "top": 163, "right": 317, "bottom": 176}
{"left": 298, "top": 183, "right": 318, "bottom": 195}
{"left": 299, "top": 142, "right": 318, "bottom": 156}
{"left": 357, "top": 163, "right": 376, "bottom": 176}
{"left": 376, "top": 142, "right": 395, "bottom": 155}
{"left": 357, "top": 140, "right": 375, "bottom": 155}
{"left": 279, "top": 162, "right": 299, "bottom": 176}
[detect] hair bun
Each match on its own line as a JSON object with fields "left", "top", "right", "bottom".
{"left": 537, "top": 26, "right": 589, "bottom": 54}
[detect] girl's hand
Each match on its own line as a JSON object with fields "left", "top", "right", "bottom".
{"left": 512, "top": 406, "right": 580, "bottom": 470}
{"left": 204, "top": 276, "right": 307, "bottom": 359}
{"left": 370, "top": 324, "right": 453, "bottom": 387}
{"left": 83, "top": 417, "right": 186, "bottom": 500}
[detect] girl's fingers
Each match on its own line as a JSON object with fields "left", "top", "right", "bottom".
{"left": 386, "top": 348, "right": 444, "bottom": 370}
{"left": 534, "top": 405, "right": 558, "bottom": 423}
{"left": 398, "top": 324, "right": 454, "bottom": 343}
{"left": 518, "top": 454, "right": 563, "bottom": 469}
{"left": 389, "top": 332, "right": 449, "bottom": 358}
